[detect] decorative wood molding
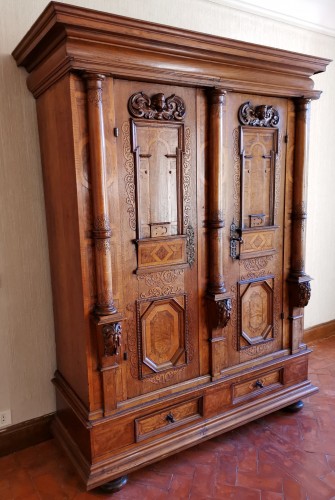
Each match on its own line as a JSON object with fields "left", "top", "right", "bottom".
{"left": 128, "top": 92, "right": 186, "bottom": 121}
{"left": 12, "top": 3, "right": 330, "bottom": 99}
{"left": 304, "top": 319, "right": 335, "bottom": 344}
{"left": 0, "top": 413, "right": 54, "bottom": 457}
{"left": 238, "top": 101, "right": 279, "bottom": 127}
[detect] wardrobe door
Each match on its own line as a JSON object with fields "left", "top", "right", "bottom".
{"left": 224, "top": 94, "right": 289, "bottom": 368}
{"left": 113, "top": 80, "right": 201, "bottom": 400}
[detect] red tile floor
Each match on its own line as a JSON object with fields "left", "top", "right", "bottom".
{"left": 1, "top": 336, "right": 335, "bottom": 499}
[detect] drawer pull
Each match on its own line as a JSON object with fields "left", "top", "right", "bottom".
{"left": 255, "top": 380, "right": 264, "bottom": 389}
{"left": 166, "top": 412, "right": 175, "bottom": 423}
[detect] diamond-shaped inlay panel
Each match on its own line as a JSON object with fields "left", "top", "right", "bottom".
{"left": 137, "top": 236, "right": 187, "bottom": 270}
{"left": 239, "top": 228, "right": 276, "bottom": 259}
{"left": 154, "top": 245, "right": 172, "bottom": 261}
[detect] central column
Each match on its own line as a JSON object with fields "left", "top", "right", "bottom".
{"left": 207, "top": 88, "right": 231, "bottom": 379}
{"left": 208, "top": 88, "right": 226, "bottom": 295}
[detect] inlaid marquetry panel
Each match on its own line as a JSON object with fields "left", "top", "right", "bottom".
{"left": 238, "top": 277, "right": 274, "bottom": 350}
{"left": 136, "top": 236, "right": 187, "bottom": 272}
{"left": 137, "top": 294, "right": 188, "bottom": 378}
{"left": 239, "top": 227, "right": 277, "bottom": 259}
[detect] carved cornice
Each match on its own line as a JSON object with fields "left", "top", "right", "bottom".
{"left": 128, "top": 92, "right": 186, "bottom": 121}
{"left": 13, "top": 3, "right": 329, "bottom": 99}
{"left": 238, "top": 101, "right": 279, "bottom": 127}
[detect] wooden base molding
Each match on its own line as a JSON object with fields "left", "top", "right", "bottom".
{"left": 0, "top": 413, "right": 54, "bottom": 457}
{"left": 304, "top": 320, "right": 335, "bottom": 344}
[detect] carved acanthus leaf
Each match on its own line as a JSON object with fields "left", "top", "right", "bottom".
{"left": 238, "top": 101, "right": 279, "bottom": 127}
{"left": 128, "top": 92, "right": 186, "bottom": 121}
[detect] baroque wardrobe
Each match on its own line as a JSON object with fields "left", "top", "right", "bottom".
{"left": 13, "top": 2, "right": 330, "bottom": 491}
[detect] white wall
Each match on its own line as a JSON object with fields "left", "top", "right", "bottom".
{"left": 1, "top": 0, "right": 334, "bottom": 426}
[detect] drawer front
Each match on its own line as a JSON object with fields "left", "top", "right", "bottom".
{"left": 232, "top": 368, "right": 283, "bottom": 404}
{"left": 135, "top": 397, "right": 203, "bottom": 442}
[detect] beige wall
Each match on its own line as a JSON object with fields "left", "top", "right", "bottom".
{"left": 1, "top": 0, "right": 334, "bottom": 426}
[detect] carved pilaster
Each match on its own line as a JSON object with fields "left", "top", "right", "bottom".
{"left": 92, "top": 313, "right": 124, "bottom": 415}
{"left": 84, "top": 73, "right": 116, "bottom": 315}
{"left": 207, "top": 88, "right": 227, "bottom": 295}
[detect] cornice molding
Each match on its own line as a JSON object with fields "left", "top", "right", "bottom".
{"left": 12, "top": 2, "right": 331, "bottom": 99}
{"left": 204, "top": 0, "right": 335, "bottom": 38}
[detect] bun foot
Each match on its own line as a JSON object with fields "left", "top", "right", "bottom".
{"left": 99, "top": 475, "right": 128, "bottom": 493}
{"left": 284, "top": 400, "right": 304, "bottom": 413}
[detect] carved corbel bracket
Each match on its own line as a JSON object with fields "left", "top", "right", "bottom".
{"left": 91, "top": 312, "right": 124, "bottom": 414}
{"left": 207, "top": 294, "right": 232, "bottom": 329}
{"left": 91, "top": 312, "right": 124, "bottom": 366}
{"left": 216, "top": 298, "right": 232, "bottom": 328}
{"left": 102, "top": 322, "right": 122, "bottom": 357}
{"left": 288, "top": 277, "right": 312, "bottom": 308}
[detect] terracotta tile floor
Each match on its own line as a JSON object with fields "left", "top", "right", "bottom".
{"left": 1, "top": 336, "right": 335, "bottom": 499}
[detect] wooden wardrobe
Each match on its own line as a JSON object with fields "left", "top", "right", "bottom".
{"left": 13, "top": 2, "right": 330, "bottom": 491}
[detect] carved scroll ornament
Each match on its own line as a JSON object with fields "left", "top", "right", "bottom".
{"left": 102, "top": 322, "right": 122, "bottom": 356}
{"left": 238, "top": 101, "right": 279, "bottom": 127}
{"left": 128, "top": 92, "right": 186, "bottom": 121}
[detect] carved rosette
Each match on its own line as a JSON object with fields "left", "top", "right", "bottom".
{"left": 128, "top": 92, "right": 186, "bottom": 121}
{"left": 216, "top": 298, "right": 232, "bottom": 328}
{"left": 102, "top": 322, "right": 122, "bottom": 356}
{"left": 238, "top": 101, "right": 279, "bottom": 127}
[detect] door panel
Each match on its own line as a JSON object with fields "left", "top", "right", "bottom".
{"left": 225, "top": 93, "right": 288, "bottom": 365}
{"left": 114, "top": 80, "right": 200, "bottom": 399}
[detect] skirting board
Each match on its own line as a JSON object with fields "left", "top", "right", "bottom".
{"left": 0, "top": 319, "right": 334, "bottom": 458}
{"left": 0, "top": 412, "right": 55, "bottom": 457}
{"left": 304, "top": 319, "right": 335, "bottom": 344}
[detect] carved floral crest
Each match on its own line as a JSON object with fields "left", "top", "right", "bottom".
{"left": 238, "top": 101, "right": 279, "bottom": 127}
{"left": 128, "top": 91, "right": 186, "bottom": 121}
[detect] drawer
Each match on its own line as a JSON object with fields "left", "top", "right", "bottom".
{"left": 232, "top": 368, "right": 283, "bottom": 404}
{"left": 135, "top": 397, "right": 203, "bottom": 442}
